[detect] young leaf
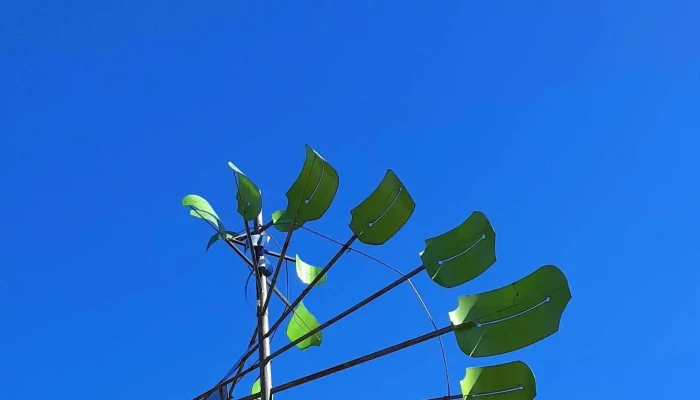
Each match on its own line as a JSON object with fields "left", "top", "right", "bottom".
{"left": 182, "top": 194, "right": 224, "bottom": 232}
{"left": 251, "top": 378, "right": 260, "bottom": 400}
{"left": 286, "top": 301, "right": 322, "bottom": 350}
{"left": 295, "top": 255, "right": 327, "bottom": 285}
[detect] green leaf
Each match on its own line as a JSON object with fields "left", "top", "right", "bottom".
{"left": 461, "top": 361, "right": 536, "bottom": 400}
{"left": 206, "top": 231, "right": 238, "bottom": 251}
{"left": 182, "top": 194, "right": 224, "bottom": 232}
{"left": 271, "top": 209, "right": 296, "bottom": 232}
{"left": 421, "top": 212, "right": 496, "bottom": 288}
{"left": 349, "top": 169, "right": 415, "bottom": 245}
{"left": 193, "top": 210, "right": 225, "bottom": 233}
{"left": 286, "top": 301, "right": 322, "bottom": 350}
{"left": 275, "top": 144, "right": 339, "bottom": 231}
{"left": 449, "top": 265, "right": 571, "bottom": 357}
{"left": 206, "top": 233, "right": 220, "bottom": 251}
{"left": 295, "top": 255, "right": 327, "bottom": 285}
{"left": 182, "top": 194, "right": 219, "bottom": 219}
{"left": 251, "top": 378, "right": 260, "bottom": 400}
{"left": 228, "top": 162, "right": 262, "bottom": 221}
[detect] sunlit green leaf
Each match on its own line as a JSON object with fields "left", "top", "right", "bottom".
{"left": 286, "top": 301, "right": 322, "bottom": 350}
{"left": 271, "top": 209, "right": 295, "bottom": 232}
{"left": 349, "top": 169, "right": 414, "bottom": 245}
{"left": 251, "top": 378, "right": 260, "bottom": 400}
{"left": 275, "top": 145, "right": 339, "bottom": 231}
{"left": 422, "top": 211, "right": 496, "bottom": 288}
{"left": 182, "top": 194, "right": 224, "bottom": 232}
{"left": 461, "top": 361, "right": 536, "bottom": 400}
{"left": 182, "top": 194, "right": 219, "bottom": 218}
{"left": 295, "top": 255, "right": 326, "bottom": 285}
{"left": 449, "top": 265, "right": 571, "bottom": 357}
{"left": 228, "top": 162, "right": 262, "bottom": 221}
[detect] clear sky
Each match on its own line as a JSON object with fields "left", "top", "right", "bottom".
{"left": 1, "top": 1, "right": 699, "bottom": 399}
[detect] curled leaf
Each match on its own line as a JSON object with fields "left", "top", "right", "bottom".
{"left": 295, "top": 255, "right": 326, "bottom": 285}
{"left": 206, "top": 231, "right": 239, "bottom": 251}
{"left": 182, "top": 194, "right": 225, "bottom": 233}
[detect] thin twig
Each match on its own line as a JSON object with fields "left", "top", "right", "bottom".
{"left": 223, "top": 239, "right": 294, "bottom": 308}
{"left": 266, "top": 233, "right": 291, "bottom": 299}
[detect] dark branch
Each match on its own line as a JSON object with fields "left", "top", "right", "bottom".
{"left": 232, "top": 220, "right": 273, "bottom": 241}
{"left": 231, "top": 324, "right": 461, "bottom": 400}
{"left": 226, "top": 328, "right": 258, "bottom": 396}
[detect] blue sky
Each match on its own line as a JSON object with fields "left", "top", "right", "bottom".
{"left": 1, "top": 1, "right": 699, "bottom": 399}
